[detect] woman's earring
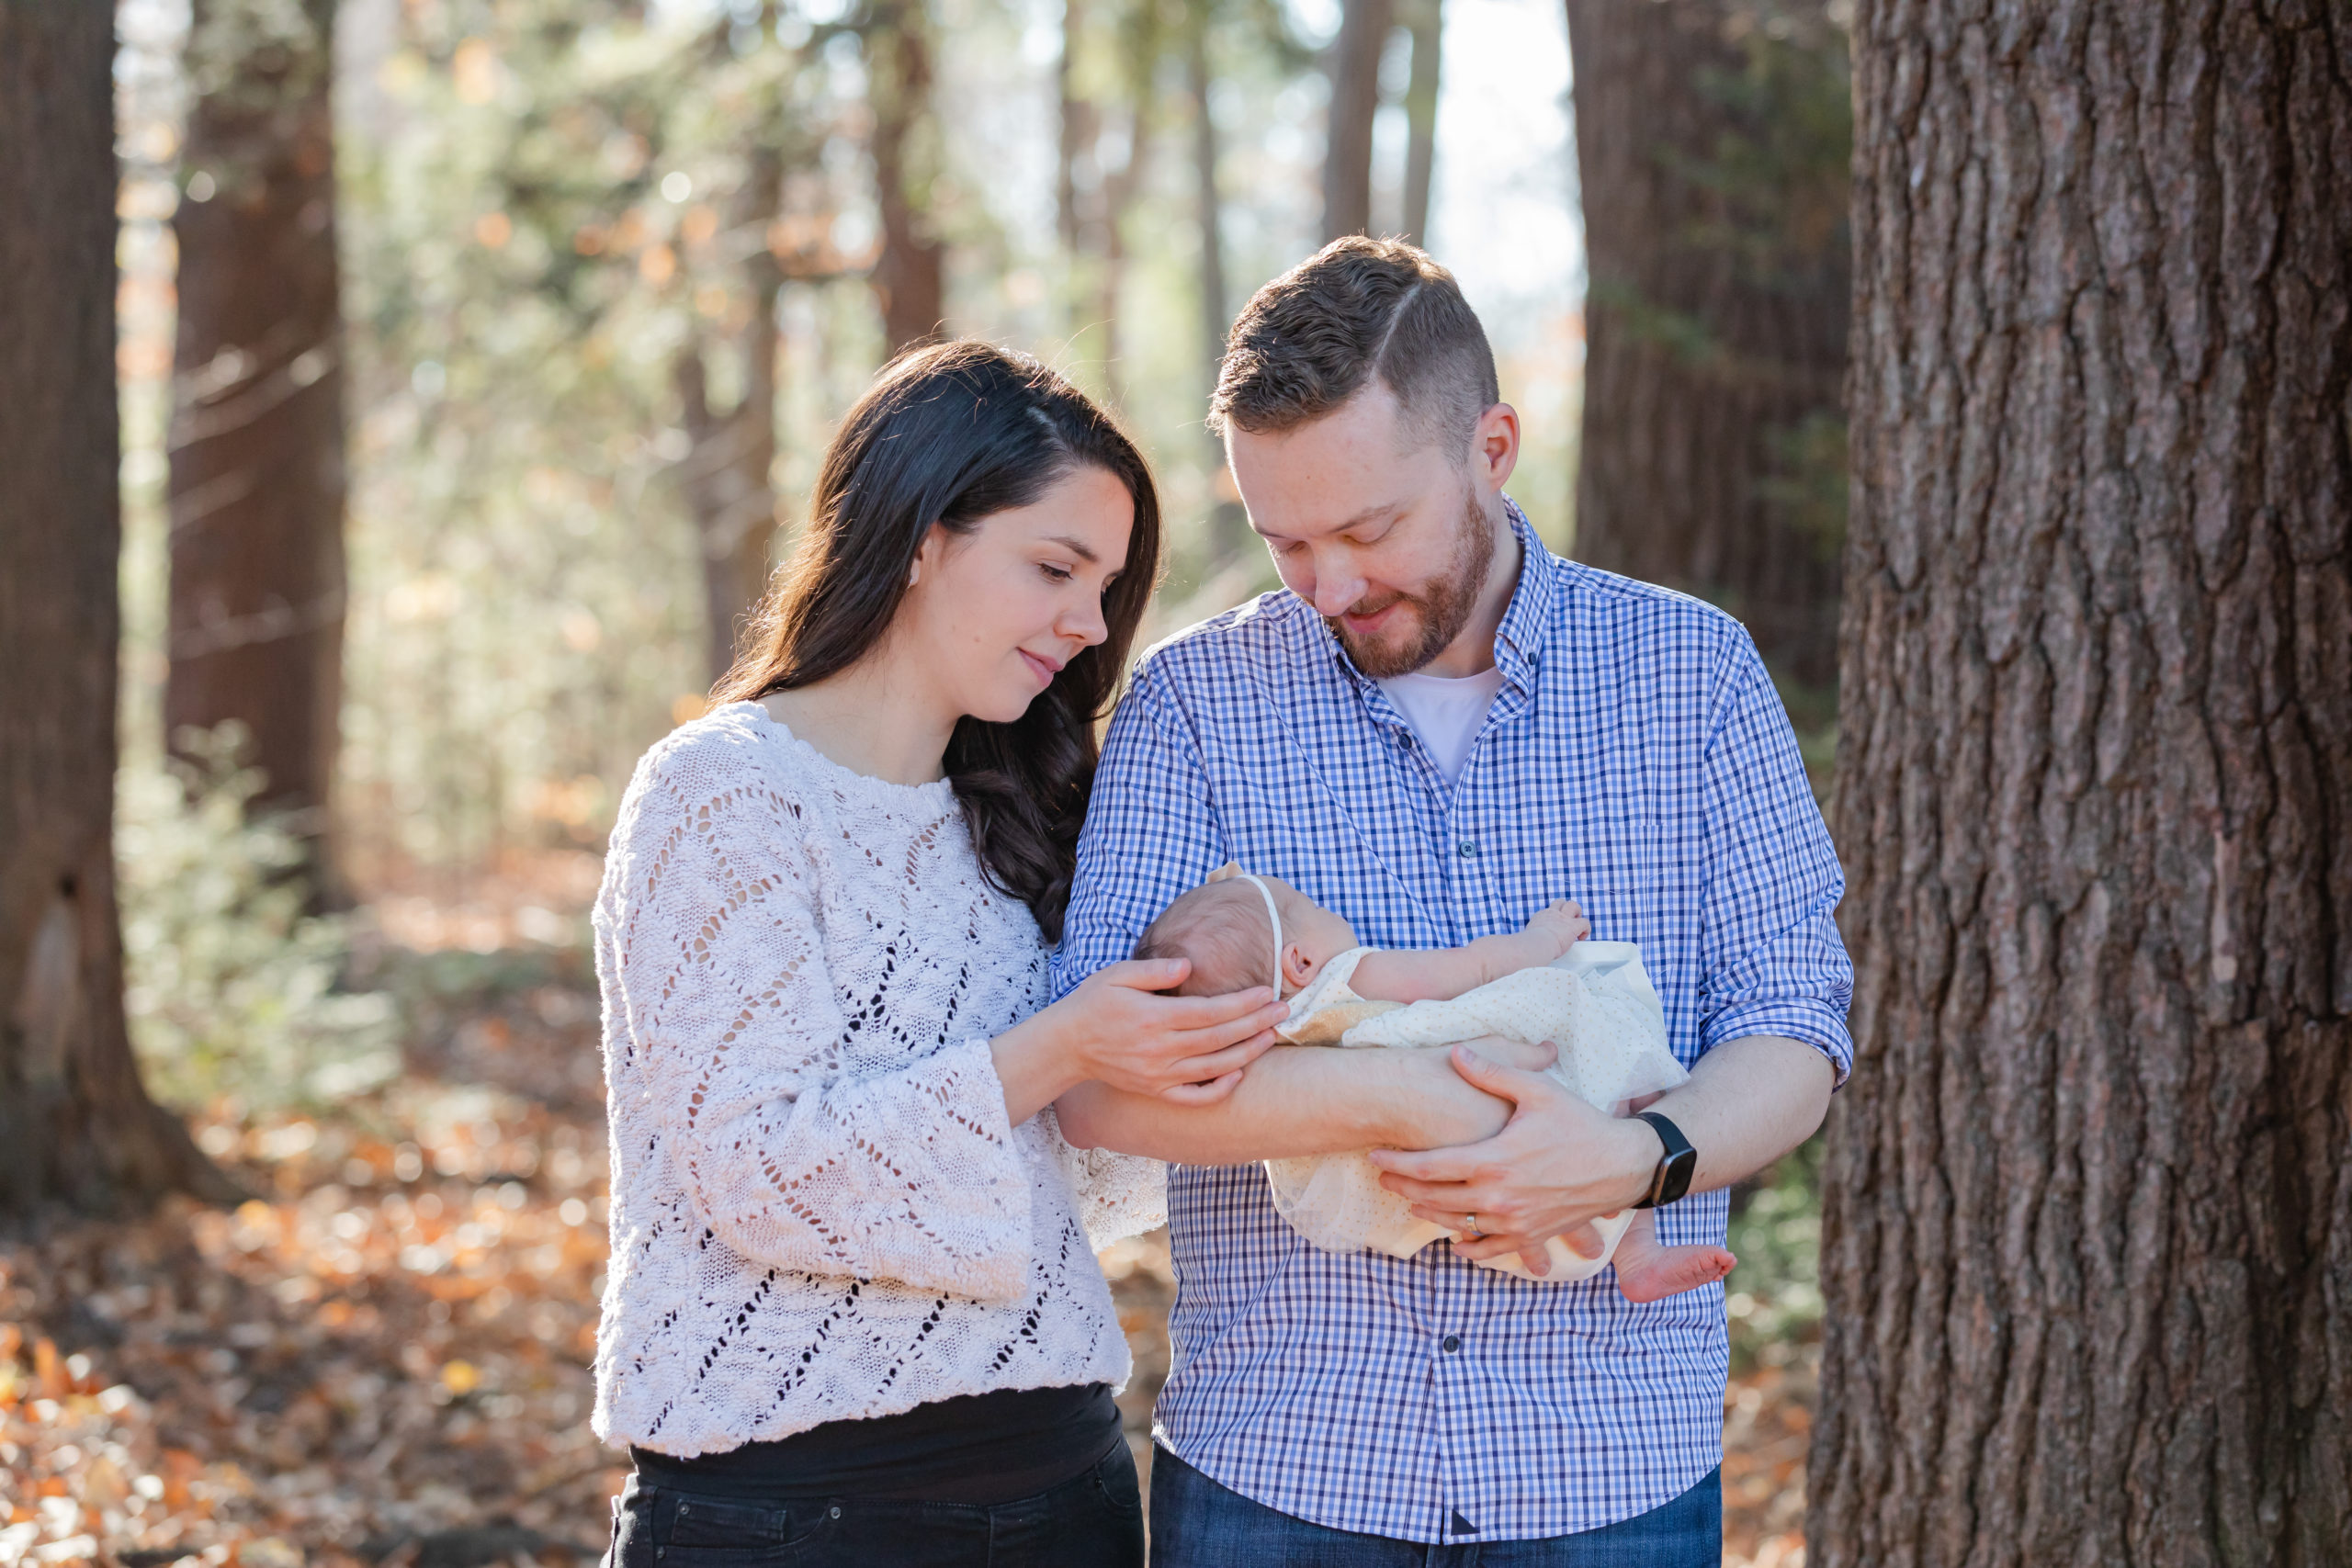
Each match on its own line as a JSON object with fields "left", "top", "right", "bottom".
{"left": 907, "top": 560, "right": 921, "bottom": 587}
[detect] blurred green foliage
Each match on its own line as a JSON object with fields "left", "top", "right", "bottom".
{"left": 1725, "top": 1134, "right": 1823, "bottom": 1371}
{"left": 119, "top": 725, "right": 401, "bottom": 1111}
{"left": 1757, "top": 406, "right": 1849, "bottom": 564}
{"left": 323, "top": 0, "right": 1323, "bottom": 874}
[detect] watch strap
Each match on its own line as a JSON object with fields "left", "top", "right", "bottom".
{"left": 1631, "top": 1111, "right": 1697, "bottom": 1209}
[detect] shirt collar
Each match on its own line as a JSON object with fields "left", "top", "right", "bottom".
{"left": 1317, "top": 494, "right": 1555, "bottom": 698}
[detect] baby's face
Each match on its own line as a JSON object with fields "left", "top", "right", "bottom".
{"left": 1265, "top": 879, "right": 1359, "bottom": 985}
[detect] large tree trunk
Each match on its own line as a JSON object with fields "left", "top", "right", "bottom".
{"left": 0, "top": 1, "right": 240, "bottom": 1218}
{"left": 865, "top": 0, "right": 946, "bottom": 354}
{"left": 1813, "top": 5, "right": 2352, "bottom": 1565}
{"left": 1564, "top": 0, "right": 1849, "bottom": 685}
{"left": 1399, "top": 0, "right": 1440, "bottom": 243}
{"left": 678, "top": 144, "right": 784, "bottom": 685}
{"left": 1319, "top": 0, "right": 1393, "bottom": 242}
{"left": 167, "top": 0, "right": 348, "bottom": 879}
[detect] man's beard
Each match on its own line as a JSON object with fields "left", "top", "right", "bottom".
{"left": 1325, "top": 487, "right": 1496, "bottom": 679}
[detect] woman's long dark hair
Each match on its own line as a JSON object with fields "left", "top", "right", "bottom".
{"left": 712, "top": 341, "right": 1161, "bottom": 943}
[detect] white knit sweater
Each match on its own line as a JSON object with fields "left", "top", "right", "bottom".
{"left": 590, "top": 702, "right": 1166, "bottom": 1457}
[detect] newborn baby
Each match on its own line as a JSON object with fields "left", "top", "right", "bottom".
{"left": 1135, "top": 869, "right": 1735, "bottom": 1302}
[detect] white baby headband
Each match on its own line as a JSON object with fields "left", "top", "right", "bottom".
{"left": 1232, "top": 873, "right": 1284, "bottom": 996}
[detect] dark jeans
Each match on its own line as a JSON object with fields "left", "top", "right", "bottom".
{"left": 605, "top": 1443, "right": 1145, "bottom": 1568}
{"left": 1147, "top": 1446, "right": 1722, "bottom": 1567}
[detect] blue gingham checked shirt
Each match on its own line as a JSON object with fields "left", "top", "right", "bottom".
{"left": 1051, "top": 502, "right": 1852, "bottom": 1543}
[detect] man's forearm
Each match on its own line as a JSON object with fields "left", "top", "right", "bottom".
{"left": 1056, "top": 1045, "right": 1512, "bottom": 1164}
{"left": 1635, "top": 1033, "right": 1835, "bottom": 1200}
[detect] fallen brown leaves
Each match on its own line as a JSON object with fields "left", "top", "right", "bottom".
{"left": 1720, "top": 1353, "right": 1814, "bottom": 1568}
{"left": 2, "top": 949, "right": 1815, "bottom": 1568}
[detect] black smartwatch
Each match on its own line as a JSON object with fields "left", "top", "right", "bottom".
{"left": 1630, "top": 1111, "right": 1697, "bottom": 1209}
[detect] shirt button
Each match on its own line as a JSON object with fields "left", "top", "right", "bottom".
{"left": 1442, "top": 1335, "right": 1462, "bottom": 1353}
{"left": 1456, "top": 840, "right": 1478, "bottom": 859}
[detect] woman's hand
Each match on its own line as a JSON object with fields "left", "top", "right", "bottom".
{"left": 991, "top": 958, "right": 1289, "bottom": 1123}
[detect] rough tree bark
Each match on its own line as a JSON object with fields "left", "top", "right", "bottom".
{"left": 1400, "top": 0, "right": 1441, "bottom": 243}
{"left": 1813, "top": 5, "right": 2352, "bottom": 1565}
{"left": 677, "top": 143, "right": 784, "bottom": 685}
{"left": 1320, "top": 0, "right": 1394, "bottom": 242}
{"left": 168, "top": 0, "right": 348, "bottom": 874}
{"left": 0, "top": 0, "right": 240, "bottom": 1217}
{"left": 1565, "top": 0, "right": 1849, "bottom": 684}
{"left": 865, "top": 0, "right": 946, "bottom": 354}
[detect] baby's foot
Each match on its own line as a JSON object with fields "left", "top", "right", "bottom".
{"left": 1610, "top": 1211, "right": 1736, "bottom": 1303}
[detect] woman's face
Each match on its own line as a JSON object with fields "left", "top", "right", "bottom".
{"left": 899, "top": 463, "right": 1136, "bottom": 726}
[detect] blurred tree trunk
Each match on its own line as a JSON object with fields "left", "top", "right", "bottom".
{"left": 1091, "top": 118, "right": 1151, "bottom": 409}
{"left": 1813, "top": 4, "right": 2352, "bottom": 1565}
{"left": 1319, "top": 0, "right": 1392, "bottom": 242}
{"left": 167, "top": 0, "right": 348, "bottom": 885}
{"left": 1187, "top": 17, "right": 1228, "bottom": 388}
{"left": 1057, "top": 0, "right": 1091, "bottom": 256}
{"left": 865, "top": 0, "right": 946, "bottom": 354}
{"left": 1399, "top": 0, "right": 1439, "bottom": 243}
{"left": 1057, "top": 1, "right": 1161, "bottom": 408}
{"left": 1564, "top": 0, "right": 1848, "bottom": 686}
{"left": 0, "top": 1, "right": 240, "bottom": 1217}
{"left": 1187, "top": 7, "right": 1250, "bottom": 560}
{"left": 678, "top": 143, "right": 784, "bottom": 686}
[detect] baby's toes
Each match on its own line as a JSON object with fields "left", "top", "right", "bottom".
{"left": 1615, "top": 1244, "right": 1736, "bottom": 1305}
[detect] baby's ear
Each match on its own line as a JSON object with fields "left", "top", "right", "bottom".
{"left": 1204, "top": 861, "right": 1244, "bottom": 884}
{"left": 1283, "top": 942, "right": 1319, "bottom": 989}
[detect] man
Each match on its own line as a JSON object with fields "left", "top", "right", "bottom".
{"left": 1053, "top": 238, "right": 1851, "bottom": 1563}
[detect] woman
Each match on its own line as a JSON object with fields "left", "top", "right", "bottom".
{"left": 592, "top": 343, "right": 1286, "bottom": 1566}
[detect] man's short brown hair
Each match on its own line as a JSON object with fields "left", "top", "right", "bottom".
{"left": 1209, "top": 236, "right": 1500, "bottom": 457}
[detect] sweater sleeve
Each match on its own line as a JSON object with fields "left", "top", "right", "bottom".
{"left": 1034, "top": 1106, "right": 1166, "bottom": 1249}
{"left": 601, "top": 750, "right": 1036, "bottom": 1303}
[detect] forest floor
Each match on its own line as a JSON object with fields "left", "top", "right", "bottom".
{"left": 2, "top": 920, "right": 1812, "bottom": 1568}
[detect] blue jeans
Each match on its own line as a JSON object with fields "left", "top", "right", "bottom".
{"left": 1147, "top": 1446, "right": 1721, "bottom": 1567}
{"left": 606, "top": 1443, "right": 1145, "bottom": 1568}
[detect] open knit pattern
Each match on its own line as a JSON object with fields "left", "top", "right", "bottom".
{"left": 590, "top": 703, "right": 1165, "bottom": 1457}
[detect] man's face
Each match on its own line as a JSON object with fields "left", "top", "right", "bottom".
{"left": 1225, "top": 383, "right": 1514, "bottom": 678}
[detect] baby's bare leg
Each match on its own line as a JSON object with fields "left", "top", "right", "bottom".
{"left": 1609, "top": 1209, "right": 1736, "bottom": 1303}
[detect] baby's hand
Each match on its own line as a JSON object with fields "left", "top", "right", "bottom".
{"left": 1523, "top": 899, "right": 1590, "bottom": 957}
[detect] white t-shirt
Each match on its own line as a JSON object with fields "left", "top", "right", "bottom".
{"left": 1377, "top": 665, "right": 1506, "bottom": 785}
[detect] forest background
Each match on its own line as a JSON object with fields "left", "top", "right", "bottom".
{"left": 6, "top": 1, "right": 2344, "bottom": 1566}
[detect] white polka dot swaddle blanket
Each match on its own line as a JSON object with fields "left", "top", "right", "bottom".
{"left": 1265, "top": 942, "right": 1688, "bottom": 1282}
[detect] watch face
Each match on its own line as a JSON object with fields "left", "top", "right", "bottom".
{"left": 1659, "top": 1146, "right": 1698, "bottom": 1205}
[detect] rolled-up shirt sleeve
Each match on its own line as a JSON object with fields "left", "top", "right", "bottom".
{"left": 602, "top": 755, "right": 1036, "bottom": 1302}
{"left": 1695, "top": 636, "right": 1855, "bottom": 1082}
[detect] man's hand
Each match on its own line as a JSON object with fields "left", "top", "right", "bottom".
{"left": 1365, "top": 1043, "right": 1656, "bottom": 1269}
